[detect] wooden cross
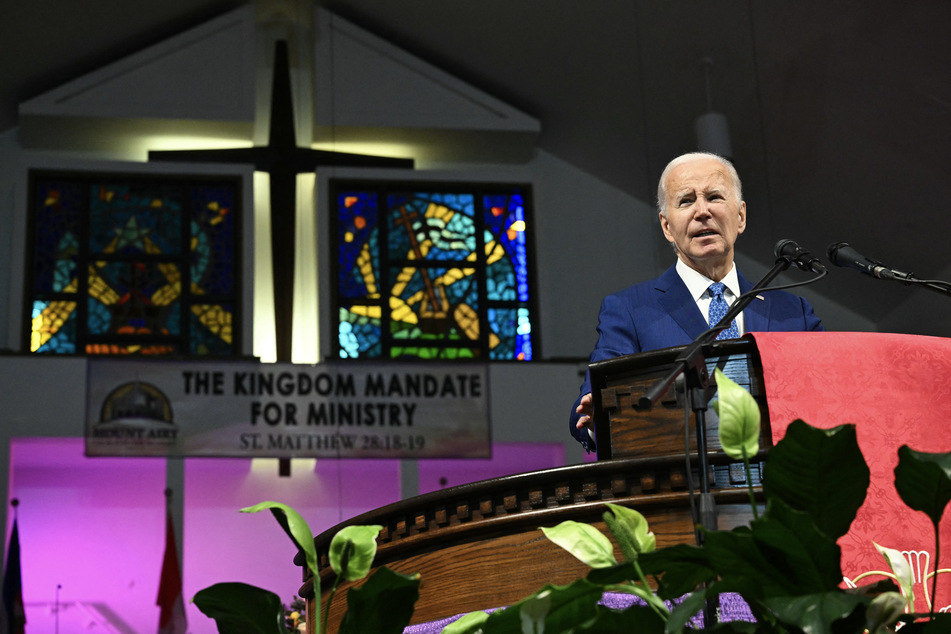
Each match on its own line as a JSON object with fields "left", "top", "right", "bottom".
{"left": 149, "top": 39, "right": 414, "bottom": 363}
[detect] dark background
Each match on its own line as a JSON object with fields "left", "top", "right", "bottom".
{"left": 5, "top": 0, "right": 951, "bottom": 335}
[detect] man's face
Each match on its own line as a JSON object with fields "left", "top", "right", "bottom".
{"left": 659, "top": 157, "right": 747, "bottom": 277}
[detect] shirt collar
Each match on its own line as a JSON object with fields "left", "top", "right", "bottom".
{"left": 675, "top": 259, "right": 740, "bottom": 301}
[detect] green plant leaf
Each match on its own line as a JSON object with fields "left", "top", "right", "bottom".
{"left": 241, "top": 501, "right": 319, "bottom": 579}
{"left": 339, "top": 566, "right": 420, "bottom": 634}
{"left": 751, "top": 498, "right": 843, "bottom": 593}
{"left": 763, "top": 591, "right": 867, "bottom": 634}
{"left": 701, "top": 528, "right": 800, "bottom": 598}
{"left": 577, "top": 604, "right": 666, "bottom": 633}
{"left": 603, "top": 503, "right": 655, "bottom": 559}
{"left": 540, "top": 520, "right": 618, "bottom": 568}
{"left": 638, "top": 543, "right": 715, "bottom": 599}
{"left": 440, "top": 610, "right": 490, "bottom": 634}
{"left": 865, "top": 591, "right": 908, "bottom": 634}
{"left": 478, "top": 578, "right": 604, "bottom": 633}
{"left": 192, "top": 582, "right": 286, "bottom": 634}
{"left": 894, "top": 445, "right": 951, "bottom": 527}
{"left": 585, "top": 562, "right": 638, "bottom": 586}
{"left": 329, "top": 524, "right": 383, "bottom": 581}
{"left": 712, "top": 368, "right": 760, "bottom": 461}
{"left": 665, "top": 589, "right": 707, "bottom": 634}
{"left": 607, "top": 582, "right": 669, "bottom": 616}
{"left": 762, "top": 420, "right": 869, "bottom": 540}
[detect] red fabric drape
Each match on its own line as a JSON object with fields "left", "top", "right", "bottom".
{"left": 751, "top": 331, "right": 951, "bottom": 608}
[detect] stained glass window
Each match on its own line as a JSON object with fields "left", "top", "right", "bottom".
{"left": 332, "top": 181, "right": 536, "bottom": 361}
{"left": 26, "top": 171, "right": 241, "bottom": 356}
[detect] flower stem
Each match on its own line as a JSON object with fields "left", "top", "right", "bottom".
{"left": 743, "top": 450, "right": 759, "bottom": 521}
{"left": 313, "top": 574, "right": 322, "bottom": 634}
{"left": 931, "top": 520, "right": 940, "bottom": 620}
{"left": 322, "top": 577, "right": 340, "bottom": 634}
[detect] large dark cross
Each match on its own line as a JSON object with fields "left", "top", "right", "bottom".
{"left": 150, "top": 40, "right": 414, "bottom": 363}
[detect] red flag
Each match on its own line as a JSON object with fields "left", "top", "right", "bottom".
{"left": 157, "top": 511, "right": 187, "bottom": 634}
{"left": 2, "top": 518, "right": 25, "bottom": 634}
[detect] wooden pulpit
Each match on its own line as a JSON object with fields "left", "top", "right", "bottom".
{"left": 300, "top": 340, "right": 767, "bottom": 631}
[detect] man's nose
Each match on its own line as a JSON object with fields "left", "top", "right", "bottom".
{"left": 693, "top": 198, "right": 711, "bottom": 217}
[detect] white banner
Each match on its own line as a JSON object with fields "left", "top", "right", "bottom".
{"left": 85, "top": 359, "right": 490, "bottom": 458}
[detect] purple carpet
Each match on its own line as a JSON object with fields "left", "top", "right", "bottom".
{"left": 403, "top": 592, "right": 754, "bottom": 632}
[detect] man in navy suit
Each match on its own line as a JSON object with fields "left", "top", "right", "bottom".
{"left": 570, "top": 152, "right": 823, "bottom": 452}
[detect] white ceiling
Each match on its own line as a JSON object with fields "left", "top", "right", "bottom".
{"left": 5, "top": 0, "right": 951, "bottom": 336}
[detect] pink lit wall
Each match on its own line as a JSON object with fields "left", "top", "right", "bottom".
{"left": 8, "top": 439, "right": 564, "bottom": 633}
{"left": 418, "top": 443, "right": 565, "bottom": 493}
{"left": 183, "top": 456, "right": 403, "bottom": 634}
{"left": 10, "top": 437, "right": 167, "bottom": 633}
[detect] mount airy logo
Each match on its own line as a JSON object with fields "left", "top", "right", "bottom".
{"left": 93, "top": 381, "right": 179, "bottom": 445}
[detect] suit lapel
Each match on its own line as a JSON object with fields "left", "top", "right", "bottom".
{"left": 655, "top": 266, "right": 709, "bottom": 340}
{"left": 738, "top": 272, "right": 770, "bottom": 332}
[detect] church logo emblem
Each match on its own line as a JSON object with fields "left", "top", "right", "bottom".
{"left": 92, "top": 381, "right": 179, "bottom": 445}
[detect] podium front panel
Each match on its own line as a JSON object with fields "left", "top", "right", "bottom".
{"left": 589, "top": 339, "right": 772, "bottom": 461}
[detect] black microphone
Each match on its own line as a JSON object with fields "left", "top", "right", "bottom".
{"left": 827, "top": 242, "right": 913, "bottom": 281}
{"left": 774, "top": 239, "right": 826, "bottom": 274}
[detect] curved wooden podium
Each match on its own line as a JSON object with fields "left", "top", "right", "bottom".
{"left": 300, "top": 340, "right": 766, "bottom": 630}
{"left": 301, "top": 454, "right": 763, "bottom": 629}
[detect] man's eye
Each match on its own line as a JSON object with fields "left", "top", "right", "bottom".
{"left": 679, "top": 198, "right": 694, "bottom": 206}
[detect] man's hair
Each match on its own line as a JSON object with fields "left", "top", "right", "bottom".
{"left": 656, "top": 152, "right": 742, "bottom": 217}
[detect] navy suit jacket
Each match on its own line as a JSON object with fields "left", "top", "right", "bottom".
{"left": 569, "top": 264, "right": 824, "bottom": 451}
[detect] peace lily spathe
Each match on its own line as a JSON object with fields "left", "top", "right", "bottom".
{"left": 712, "top": 367, "right": 760, "bottom": 461}
{"left": 330, "top": 525, "right": 384, "bottom": 581}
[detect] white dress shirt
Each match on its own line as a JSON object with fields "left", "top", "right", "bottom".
{"left": 675, "top": 259, "right": 745, "bottom": 335}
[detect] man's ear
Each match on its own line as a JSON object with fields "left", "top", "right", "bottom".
{"left": 659, "top": 211, "right": 673, "bottom": 241}
{"left": 737, "top": 201, "right": 747, "bottom": 234}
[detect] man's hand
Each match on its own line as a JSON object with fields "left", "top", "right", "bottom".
{"left": 575, "top": 392, "right": 593, "bottom": 432}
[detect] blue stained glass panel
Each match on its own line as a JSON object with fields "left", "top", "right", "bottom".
{"left": 190, "top": 304, "right": 232, "bottom": 355}
{"left": 387, "top": 194, "right": 476, "bottom": 261}
{"left": 516, "top": 306, "right": 534, "bottom": 360}
{"left": 191, "top": 184, "right": 237, "bottom": 296}
{"left": 338, "top": 305, "right": 382, "bottom": 359}
{"left": 486, "top": 250, "right": 517, "bottom": 301}
{"left": 337, "top": 192, "right": 380, "bottom": 298}
{"left": 26, "top": 172, "right": 241, "bottom": 356}
{"left": 88, "top": 185, "right": 183, "bottom": 256}
{"left": 87, "top": 260, "right": 180, "bottom": 334}
{"left": 31, "top": 300, "right": 77, "bottom": 354}
{"left": 487, "top": 307, "right": 516, "bottom": 360}
{"left": 484, "top": 192, "right": 531, "bottom": 303}
{"left": 333, "top": 182, "right": 535, "bottom": 361}
{"left": 31, "top": 181, "right": 83, "bottom": 295}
